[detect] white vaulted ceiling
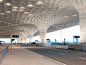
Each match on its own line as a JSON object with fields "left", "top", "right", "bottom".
{"left": 0, "top": 0, "right": 79, "bottom": 38}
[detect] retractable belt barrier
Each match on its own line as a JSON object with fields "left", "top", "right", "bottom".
{"left": 0, "top": 45, "right": 9, "bottom": 65}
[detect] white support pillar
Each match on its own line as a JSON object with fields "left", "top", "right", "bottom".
{"left": 23, "top": 38, "right": 24, "bottom": 43}
{"left": 17, "top": 39, "right": 21, "bottom": 43}
{"left": 29, "top": 35, "right": 33, "bottom": 44}
{"left": 79, "top": 10, "right": 86, "bottom": 43}
{"left": 24, "top": 38, "right": 27, "bottom": 43}
{"left": 68, "top": 0, "right": 86, "bottom": 43}
{"left": 21, "top": 38, "right": 23, "bottom": 44}
{"left": 39, "top": 30, "right": 46, "bottom": 43}
{"left": 23, "top": 38, "right": 27, "bottom": 43}
{"left": 39, "top": 28, "right": 51, "bottom": 46}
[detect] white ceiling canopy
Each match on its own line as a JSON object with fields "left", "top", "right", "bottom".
{"left": 0, "top": 0, "right": 79, "bottom": 38}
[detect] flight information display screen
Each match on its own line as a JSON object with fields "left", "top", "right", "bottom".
{"left": 73, "top": 36, "right": 80, "bottom": 38}
{"left": 12, "top": 35, "right": 19, "bottom": 38}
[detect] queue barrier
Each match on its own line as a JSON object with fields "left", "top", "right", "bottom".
{"left": 0, "top": 45, "right": 9, "bottom": 65}
{"left": 68, "top": 43, "right": 86, "bottom": 51}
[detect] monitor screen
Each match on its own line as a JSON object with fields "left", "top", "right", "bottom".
{"left": 74, "top": 36, "right": 80, "bottom": 38}
{"left": 12, "top": 35, "right": 19, "bottom": 38}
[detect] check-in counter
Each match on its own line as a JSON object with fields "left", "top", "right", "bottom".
{"left": 68, "top": 43, "right": 86, "bottom": 51}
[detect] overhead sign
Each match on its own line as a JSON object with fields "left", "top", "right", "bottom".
{"left": 73, "top": 36, "right": 80, "bottom": 38}
{"left": 11, "top": 39, "right": 15, "bottom": 42}
{"left": 12, "top": 35, "right": 19, "bottom": 38}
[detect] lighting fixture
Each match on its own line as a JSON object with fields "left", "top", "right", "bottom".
{"left": 36, "top": 1, "right": 43, "bottom": 5}
{"left": 8, "top": 25, "right": 10, "bottom": 26}
{"left": 65, "top": 16, "right": 69, "bottom": 18}
{"left": 12, "top": 9, "right": 18, "bottom": 12}
{"left": 12, "top": 24, "right": 15, "bottom": 26}
{"left": 5, "top": 3, "right": 11, "bottom": 6}
{"left": 0, "top": 0, "right": 3, "bottom": 3}
{"left": 19, "top": 10, "right": 24, "bottom": 12}
{"left": 24, "top": 12, "right": 29, "bottom": 14}
{"left": 29, "top": 14, "right": 33, "bottom": 16}
{"left": 72, "top": 14, "right": 77, "bottom": 16}
{"left": 6, "top": 11, "right": 11, "bottom": 13}
{"left": 8, "top": 23, "right": 11, "bottom": 24}
{"left": 4, "top": 22, "right": 7, "bottom": 23}
{"left": 0, "top": 13, "right": 5, "bottom": 15}
{"left": 0, "top": 21, "right": 2, "bottom": 22}
{"left": 15, "top": 24, "right": 18, "bottom": 26}
{"left": 27, "top": 4, "right": 33, "bottom": 7}
{"left": 12, "top": 7, "right": 18, "bottom": 9}
{"left": 19, "top": 7, "right": 25, "bottom": 10}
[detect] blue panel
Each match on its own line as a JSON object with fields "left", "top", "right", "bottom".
{"left": 12, "top": 35, "right": 19, "bottom": 38}
{"left": 74, "top": 36, "right": 80, "bottom": 38}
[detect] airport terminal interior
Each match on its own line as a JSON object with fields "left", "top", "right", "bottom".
{"left": 0, "top": 0, "right": 86, "bottom": 65}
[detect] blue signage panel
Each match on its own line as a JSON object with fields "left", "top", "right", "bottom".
{"left": 73, "top": 36, "right": 80, "bottom": 38}
{"left": 12, "top": 35, "right": 19, "bottom": 38}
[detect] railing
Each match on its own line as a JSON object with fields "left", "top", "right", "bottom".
{"left": 50, "top": 45, "right": 68, "bottom": 49}
{"left": 68, "top": 44, "right": 86, "bottom": 51}
{"left": 0, "top": 45, "right": 9, "bottom": 65}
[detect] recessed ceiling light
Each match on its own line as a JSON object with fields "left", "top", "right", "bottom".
{"left": 36, "top": 1, "right": 43, "bottom": 5}
{"left": 24, "top": 12, "right": 29, "bottom": 14}
{"left": 20, "top": 7, "right": 25, "bottom": 10}
{"left": 12, "top": 9, "right": 18, "bottom": 12}
{"left": 4, "top": 22, "right": 7, "bottom": 23}
{"left": 6, "top": 11, "right": 11, "bottom": 13}
{"left": 5, "top": 3, "right": 11, "bottom": 6}
{"left": 72, "top": 14, "right": 77, "bottom": 16}
{"left": 8, "top": 23, "right": 11, "bottom": 24}
{"left": 27, "top": 4, "right": 33, "bottom": 7}
{"left": 0, "top": 0, "right": 3, "bottom": 3}
{"left": 0, "top": 13, "right": 5, "bottom": 15}
{"left": 8, "top": 25, "right": 10, "bottom": 26}
{"left": 65, "top": 16, "right": 69, "bottom": 18}
{"left": 15, "top": 24, "right": 18, "bottom": 26}
{"left": 12, "top": 7, "right": 18, "bottom": 9}
{"left": 11, "top": 24, "right": 14, "bottom": 26}
{"left": 0, "top": 21, "right": 2, "bottom": 22}
{"left": 19, "top": 10, "right": 24, "bottom": 12}
{"left": 29, "top": 14, "right": 33, "bottom": 16}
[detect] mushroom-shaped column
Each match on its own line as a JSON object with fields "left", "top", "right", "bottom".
{"left": 38, "top": 27, "right": 47, "bottom": 44}
{"left": 16, "top": 37, "right": 23, "bottom": 43}
{"left": 69, "top": 0, "right": 86, "bottom": 43}
{"left": 23, "top": 38, "right": 27, "bottom": 44}
{"left": 37, "top": 24, "right": 51, "bottom": 46}
{"left": 19, "top": 32, "right": 28, "bottom": 44}
{"left": 17, "top": 39, "right": 22, "bottom": 43}
{"left": 17, "top": 25, "right": 38, "bottom": 44}
{"left": 25, "top": 25, "right": 38, "bottom": 44}
{"left": 28, "top": 34, "right": 33, "bottom": 44}
{"left": 20, "top": 38, "right": 23, "bottom": 44}
{"left": 26, "top": 14, "right": 55, "bottom": 46}
{"left": 34, "top": 15, "right": 51, "bottom": 46}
